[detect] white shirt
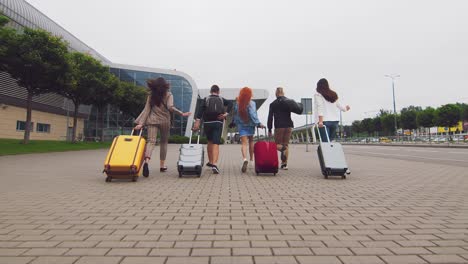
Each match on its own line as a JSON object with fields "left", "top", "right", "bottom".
{"left": 314, "top": 93, "right": 347, "bottom": 122}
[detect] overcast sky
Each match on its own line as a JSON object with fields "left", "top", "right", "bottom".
{"left": 27, "top": 0, "right": 468, "bottom": 125}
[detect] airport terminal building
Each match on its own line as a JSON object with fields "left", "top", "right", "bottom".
{"left": 0, "top": 0, "right": 267, "bottom": 141}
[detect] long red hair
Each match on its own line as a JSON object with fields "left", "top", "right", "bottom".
{"left": 237, "top": 87, "right": 253, "bottom": 122}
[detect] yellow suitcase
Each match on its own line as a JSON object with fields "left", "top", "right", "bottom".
{"left": 103, "top": 130, "right": 146, "bottom": 182}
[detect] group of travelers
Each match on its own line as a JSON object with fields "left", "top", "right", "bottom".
{"left": 134, "top": 77, "right": 350, "bottom": 177}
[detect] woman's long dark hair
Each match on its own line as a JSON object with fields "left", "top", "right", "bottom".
{"left": 147, "top": 77, "right": 169, "bottom": 107}
{"left": 316, "top": 78, "right": 338, "bottom": 103}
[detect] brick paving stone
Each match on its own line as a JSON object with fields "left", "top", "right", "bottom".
{"left": 380, "top": 255, "right": 428, "bottom": 264}
{"left": 75, "top": 256, "right": 122, "bottom": 264}
{"left": 17, "top": 241, "right": 60, "bottom": 248}
{"left": 65, "top": 248, "right": 110, "bottom": 256}
{"left": 173, "top": 241, "right": 211, "bottom": 248}
{"left": 421, "top": 254, "right": 468, "bottom": 264}
{"left": 107, "top": 248, "right": 150, "bottom": 256}
{"left": 0, "top": 257, "right": 34, "bottom": 264}
{"left": 427, "top": 246, "right": 468, "bottom": 254}
{"left": 312, "top": 247, "right": 353, "bottom": 255}
{"left": 287, "top": 241, "right": 326, "bottom": 248}
{"left": 272, "top": 247, "right": 313, "bottom": 255}
{"left": 0, "top": 248, "right": 28, "bottom": 256}
{"left": 120, "top": 257, "right": 166, "bottom": 264}
{"left": 165, "top": 257, "right": 209, "bottom": 264}
{"left": 149, "top": 248, "right": 190, "bottom": 257}
{"left": 96, "top": 241, "right": 137, "bottom": 248}
{"left": 296, "top": 256, "right": 341, "bottom": 264}
{"left": 0, "top": 241, "right": 21, "bottom": 247}
{"left": 30, "top": 256, "right": 79, "bottom": 264}
{"left": 254, "top": 256, "right": 298, "bottom": 264}
{"left": 213, "top": 241, "right": 249, "bottom": 248}
{"left": 135, "top": 241, "right": 174, "bottom": 248}
{"left": 350, "top": 247, "right": 393, "bottom": 255}
{"left": 252, "top": 240, "right": 288, "bottom": 247}
{"left": 57, "top": 241, "right": 98, "bottom": 248}
{"left": 22, "top": 248, "right": 69, "bottom": 256}
{"left": 339, "top": 256, "right": 385, "bottom": 264}
{"left": 191, "top": 248, "right": 231, "bottom": 256}
{"left": 211, "top": 256, "right": 254, "bottom": 264}
{"left": 233, "top": 248, "right": 272, "bottom": 256}
{"left": 389, "top": 247, "right": 432, "bottom": 255}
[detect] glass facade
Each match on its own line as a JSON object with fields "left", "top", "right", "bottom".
{"left": 110, "top": 67, "right": 194, "bottom": 136}
{"left": 1, "top": 0, "right": 199, "bottom": 139}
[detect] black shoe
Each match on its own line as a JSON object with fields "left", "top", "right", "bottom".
{"left": 160, "top": 167, "right": 167, "bottom": 172}
{"left": 206, "top": 162, "right": 213, "bottom": 167}
{"left": 143, "top": 163, "right": 149, "bottom": 177}
{"left": 212, "top": 165, "right": 220, "bottom": 174}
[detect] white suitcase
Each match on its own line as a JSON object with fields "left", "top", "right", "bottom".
{"left": 316, "top": 125, "right": 351, "bottom": 179}
{"left": 177, "top": 131, "right": 204, "bottom": 177}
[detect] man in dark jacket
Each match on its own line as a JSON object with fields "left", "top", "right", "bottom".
{"left": 192, "top": 85, "right": 232, "bottom": 174}
{"left": 267, "top": 87, "right": 294, "bottom": 170}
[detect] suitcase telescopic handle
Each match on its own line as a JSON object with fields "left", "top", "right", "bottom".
{"left": 189, "top": 129, "right": 200, "bottom": 145}
{"left": 256, "top": 127, "right": 269, "bottom": 142}
{"left": 315, "top": 124, "right": 330, "bottom": 143}
{"left": 131, "top": 128, "right": 144, "bottom": 137}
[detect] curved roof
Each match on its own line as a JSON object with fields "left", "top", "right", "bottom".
{"left": 198, "top": 88, "right": 269, "bottom": 110}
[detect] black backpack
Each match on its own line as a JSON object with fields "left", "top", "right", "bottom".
{"left": 205, "top": 95, "right": 224, "bottom": 115}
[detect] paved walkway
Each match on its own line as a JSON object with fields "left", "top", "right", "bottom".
{"left": 0, "top": 144, "right": 467, "bottom": 264}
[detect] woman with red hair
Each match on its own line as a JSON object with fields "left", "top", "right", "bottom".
{"left": 233, "top": 87, "right": 264, "bottom": 173}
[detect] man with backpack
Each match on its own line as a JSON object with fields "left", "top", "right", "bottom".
{"left": 192, "top": 85, "right": 232, "bottom": 174}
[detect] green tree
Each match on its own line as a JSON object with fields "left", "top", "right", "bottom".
{"left": 456, "top": 103, "right": 468, "bottom": 122}
{"left": 2, "top": 28, "right": 70, "bottom": 143}
{"left": 361, "top": 118, "right": 374, "bottom": 136}
{"left": 435, "top": 104, "right": 461, "bottom": 130}
{"left": 116, "top": 81, "right": 147, "bottom": 119}
{"left": 0, "top": 13, "right": 19, "bottom": 70}
{"left": 416, "top": 107, "right": 436, "bottom": 128}
{"left": 351, "top": 120, "right": 362, "bottom": 135}
{"left": 86, "top": 70, "right": 120, "bottom": 141}
{"left": 62, "top": 52, "right": 107, "bottom": 142}
{"left": 380, "top": 112, "right": 396, "bottom": 136}
{"left": 372, "top": 116, "right": 382, "bottom": 136}
{"left": 400, "top": 106, "right": 422, "bottom": 131}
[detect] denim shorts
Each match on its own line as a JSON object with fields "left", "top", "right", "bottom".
{"left": 204, "top": 122, "right": 223, "bottom": 144}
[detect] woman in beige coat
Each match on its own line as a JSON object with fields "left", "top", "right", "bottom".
{"left": 134, "top": 77, "right": 191, "bottom": 177}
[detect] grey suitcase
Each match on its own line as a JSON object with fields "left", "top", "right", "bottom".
{"left": 316, "top": 125, "right": 350, "bottom": 179}
{"left": 177, "top": 131, "right": 204, "bottom": 177}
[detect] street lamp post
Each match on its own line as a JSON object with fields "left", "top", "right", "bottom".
{"left": 385, "top": 74, "right": 400, "bottom": 140}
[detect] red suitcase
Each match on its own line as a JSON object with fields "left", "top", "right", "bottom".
{"left": 254, "top": 128, "right": 279, "bottom": 176}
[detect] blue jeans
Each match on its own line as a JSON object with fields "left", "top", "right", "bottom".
{"left": 318, "top": 121, "right": 339, "bottom": 142}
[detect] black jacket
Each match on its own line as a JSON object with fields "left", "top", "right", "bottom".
{"left": 267, "top": 96, "right": 294, "bottom": 132}
{"left": 196, "top": 94, "right": 233, "bottom": 122}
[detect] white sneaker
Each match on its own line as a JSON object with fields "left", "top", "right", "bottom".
{"left": 241, "top": 159, "right": 248, "bottom": 173}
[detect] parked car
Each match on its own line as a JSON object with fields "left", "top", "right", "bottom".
{"left": 379, "top": 137, "right": 392, "bottom": 143}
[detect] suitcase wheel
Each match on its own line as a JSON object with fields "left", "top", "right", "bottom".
{"left": 178, "top": 171, "right": 183, "bottom": 178}
{"left": 132, "top": 176, "right": 138, "bottom": 182}
{"left": 342, "top": 175, "right": 346, "bottom": 179}
{"left": 273, "top": 173, "right": 276, "bottom": 176}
